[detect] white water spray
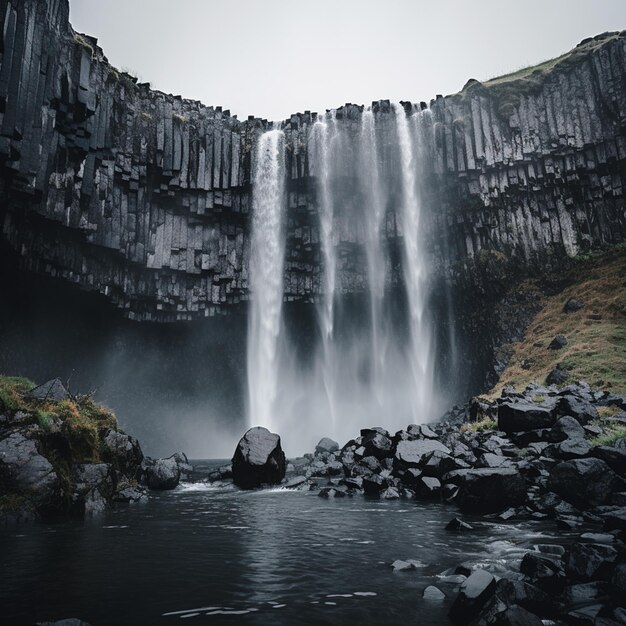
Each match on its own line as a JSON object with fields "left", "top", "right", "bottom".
{"left": 393, "top": 102, "right": 434, "bottom": 421}
{"left": 247, "top": 129, "right": 286, "bottom": 430}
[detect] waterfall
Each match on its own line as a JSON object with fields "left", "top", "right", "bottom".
{"left": 393, "top": 102, "right": 433, "bottom": 421}
{"left": 247, "top": 129, "right": 286, "bottom": 430}
{"left": 359, "top": 108, "right": 387, "bottom": 404}
{"left": 312, "top": 111, "right": 339, "bottom": 425}
{"left": 246, "top": 106, "right": 440, "bottom": 452}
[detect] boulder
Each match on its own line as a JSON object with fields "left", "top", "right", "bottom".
{"left": 548, "top": 458, "right": 617, "bottom": 508}
{"left": 71, "top": 463, "right": 116, "bottom": 515}
{"left": 556, "top": 395, "right": 598, "bottom": 423}
{"left": 0, "top": 432, "right": 58, "bottom": 506}
{"left": 592, "top": 446, "right": 626, "bottom": 474}
{"left": 232, "top": 427, "right": 286, "bottom": 489}
{"left": 498, "top": 401, "right": 555, "bottom": 432}
{"left": 423, "top": 585, "right": 445, "bottom": 600}
{"left": 169, "top": 452, "right": 193, "bottom": 479}
{"left": 315, "top": 437, "right": 339, "bottom": 455}
{"left": 554, "top": 415, "right": 586, "bottom": 440}
{"left": 548, "top": 335, "right": 568, "bottom": 350}
{"left": 563, "top": 298, "right": 585, "bottom": 313}
{"left": 102, "top": 430, "right": 143, "bottom": 478}
{"left": 446, "top": 517, "right": 473, "bottom": 531}
{"left": 142, "top": 457, "right": 180, "bottom": 490}
{"left": 26, "top": 378, "right": 70, "bottom": 402}
{"left": 564, "top": 542, "right": 618, "bottom": 580}
{"left": 362, "top": 431, "right": 393, "bottom": 460}
{"left": 395, "top": 439, "right": 450, "bottom": 468}
{"left": 520, "top": 552, "right": 566, "bottom": 594}
{"left": 546, "top": 367, "right": 568, "bottom": 386}
{"left": 491, "top": 605, "right": 543, "bottom": 626}
{"left": 449, "top": 569, "right": 496, "bottom": 624}
{"left": 448, "top": 468, "right": 526, "bottom": 513}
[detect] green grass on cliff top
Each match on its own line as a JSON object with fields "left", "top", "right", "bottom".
{"left": 458, "top": 31, "right": 624, "bottom": 117}
{"left": 485, "top": 248, "right": 626, "bottom": 399}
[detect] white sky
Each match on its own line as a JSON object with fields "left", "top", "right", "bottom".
{"left": 69, "top": 0, "right": 625, "bottom": 121}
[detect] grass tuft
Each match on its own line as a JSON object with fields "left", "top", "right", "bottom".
{"left": 461, "top": 416, "right": 497, "bottom": 433}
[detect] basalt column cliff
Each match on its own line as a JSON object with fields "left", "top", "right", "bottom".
{"left": 0, "top": 0, "right": 625, "bottom": 395}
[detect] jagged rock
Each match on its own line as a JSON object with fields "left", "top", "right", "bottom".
{"left": 417, "top": 476, "right": 441, "bottom": 499}
{"left": 26, "top": 378, "right": 70, "bottom": 402}
{"left": 554, "top": 438, "right": 591, "bottom": 459}
{"left": 564, "top": 542, "right": 618, "bottom": 580}
{"left": 554, "top": 415, "right": 586, "bottom": 440}
{"left": 520, "top": 552, "right": 566, "bottom": 593}
{"left": 592, "top": 446, "right": 626, "bottom": 474}
{"left": 546, "top": 367, "right": 569, "bottom": 386}
{"left": 102, "top": 430, "right": 144, "bottom": 478}
{"left": 548, "top": 458, "right": 617, "bottom": 508}
{"left": 0, "top": 432, "right": 59, "bottom": 506}
{"left": 395, "top": 439, "right": 450, "bottom": 467}
{"left": 449, "top": 570, "right": 496, "bottom": 624}
{"left": 446, "top": 517, "right": 473, "bottom": 531}
{"left": 315, "top": 437, "right": 339, "bottom": 455}
{"left": 363, "top": 474, "right": 386, "bottom": 495}
{"left": 231, "top": 427, "right": 286, "bottom": 489}
{"left": 548, "top": 335, "right": 568, "bottom": 350}
{"left": 498, "top": 401, "right": 555, "bottom": 432}
{"left": 71, "top": 463, "right": 116, "bottom": 515}
{"left": 447, "top": 468, "right": 527, "bottom": 513}
{"left": 142, "top": 457, "right": 180, "bottom": 490}
{"left": 113, "top": 483, "right": 147, "bottom": 503}
{"left": 169, "top": 452, "right": 193, "bottom": 479}
{"left": 556, "top": 395, "right": 598, "bottom": 423}
{"left": 361, "top": 431, "right": 393, "bottom": 460}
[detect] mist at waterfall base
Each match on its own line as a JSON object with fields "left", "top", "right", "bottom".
{"left": 247, "top": 105, "right": 460, "bottom": 454}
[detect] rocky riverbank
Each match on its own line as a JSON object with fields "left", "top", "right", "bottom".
{"left": 0, "top": 376, "right": 192, "bottom": 524}
{"left": 210, "top": 380, "right": 626, "bottom": 624}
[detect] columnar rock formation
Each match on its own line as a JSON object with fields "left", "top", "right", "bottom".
{"left": 1, "top": 0, "right": 625, "bottom": 321}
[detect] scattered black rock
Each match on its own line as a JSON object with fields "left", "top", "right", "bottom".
{"left": 546, "top": 367, "right": 568, "bottom": 385}
{"left": 449, "top": 569, "right": 496, "bottom": 623}
{"left": 548, "top": 334, "right": 568, "bottom": 350}
{"left": 548, "top": 458, "right": 617, "bottom": 508}
{"left": 232, "top": 426, "right": 286, "bottom": 489}
{"left": 446, "top": 517, "right": 473, "bottom": 531}
{"left": 563, "top": 298, "right": 585, "bottom": 313}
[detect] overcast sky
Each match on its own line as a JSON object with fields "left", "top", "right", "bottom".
{"left": 69, "top": 0, "right": 625, "bottom": 121}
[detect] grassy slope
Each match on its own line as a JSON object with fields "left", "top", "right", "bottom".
{"left": 485, "top": 247, "right": 626, "bottom": 399}
{"left": 456, "top": 31, "right": 624, "bottom": 117}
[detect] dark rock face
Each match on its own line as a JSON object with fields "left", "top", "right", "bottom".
{"left": 450, "top": 468, "right": 527, "bottom": 513}
{"left": 0, "top": 0, "right": 624, "bottom": 325}
{"left": 0, "top": 432, "right": 59, "bottom": 506}
{"left": 102, "top": 430, "right": 144, "bottom": 478}
{"left": 142, "top": 457, "right": 181, "bottom": 490}
{"left": 449, "top": 569, "right": 496, "bottom": 623}
{"left": 26, "top": 379, "right": 70, "bottom": 402}
{"left": 548, "top": 458, "right": 617, "bottom": 508}
{"left": 498, "top": 401, "right": 555, "bottom": 432}
{"left": 232, "top": 427, "right": 286, "bottom": 489}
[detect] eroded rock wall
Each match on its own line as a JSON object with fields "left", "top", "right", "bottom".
{"left": 1, "top": 0, "right": 625, "bottom": 321}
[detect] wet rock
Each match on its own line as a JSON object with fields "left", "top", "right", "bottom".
{"left": 283, "top": 475, "right": 308, "bottom": 489}
{"left": 207, "top": 463, "right": 233, "bottom": 481}
{"left": 170, "top": 452, "right": 193, "bottom": 479}
{"left": 391, "top": 559, "right": 414, "bottom": 571}
{"left": 71, "top": 463, "right": 116, "bottom": 515}
{"left": 446, "top": 517, "right": 473, "bottom": 531}
{"left": 423, "top": 585, "right": 446, "bottom": 600}
{"left": 564, "top": 542, "right": 618, "bottom": 580}
{"left": 491, "top": 605, "right": 543, "bottom": 626}
{"left": 362, "top": 431, "right": 393, "bottom": 460}
{"left": 102, "top": 430, "right": 144, "bottom": 478}
{"left": 395, "top": 439, "right": 450, "bottom": 467}
{"left": 449, "top": 569, "right": 496, "bottom": 624}
{"left": 563, "top": 581, "right": 609, "bottom": 604}
{"left": 318, "top": 486, "right": 345, "bottom": 498}
{"left": 548, "top": 458, "right": 617, "bottom": 508}
{"left": 0, "top": 432, "right": 58, "bottom": 506}
{"left": 381, "top": 486, "right": 400, "bottom": 499}
{"left": 417, "top": 476, "right": 441, "bottom": 499}
{"left": 26, "top": 378, "right": 70, "bottom": 402}
{"left": 612, "top": 563, "right": 626, "bottom": 593}
{"left": 232, "top": 427, "right": 286, "bottom": 489}
{"left": 495, "top": 579, "right": 555, "bottom": 618}
{"left": 448, "top": 468, "right": 526, "bottom": 513}
{"left": 548, "top": 335, "right": 568, "bottom": 350}
{"left": 113, "top": 483, "right": 147, "bottom": 503}
{"left": 498, "top": 401, "right": 555, "bottom": 432}
{"left": 363, "top": 474, "right": 386, "bottom": 496}
{"left": 520, "top": 552, "right": 566, "bottom": 593}
{"left": 142, "top": 457, "right": 181, "bottom": 490}
{"left": 602, "top": 507, "right": 626, "bottom": 530}
{"left": 315, "top": 437, "right": 339, "bottom": 455}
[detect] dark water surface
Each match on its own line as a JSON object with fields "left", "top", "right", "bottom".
{"left": 1, "top": 461, "right": 565, "bottom": 626}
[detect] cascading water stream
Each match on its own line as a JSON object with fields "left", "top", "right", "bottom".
{"left": 393, "top": 102, "right": 433, "bottom": 421}
{"left": 359, "top": 108, "right": 387, "bottom": 404}
{"left": 247, "top": 129, "right": 286, "bottom": 430}
{"left": 312, "top": 111, "right": 339, "bottom": 426}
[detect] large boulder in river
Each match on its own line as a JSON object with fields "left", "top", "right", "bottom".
{"left": 142, "top": 457, "right": 180, "bottom": 490}
{"left": 232, "top": 427, "right": 286, "bottom": 489}
{"left": 548, "top": 458, "right": 617, "bottom": 508}
{"left": 498, "top": 401, "right": 555, "bottom": 432}
{"left": 102, "top": 429, "right": 144, "bottom": 478}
